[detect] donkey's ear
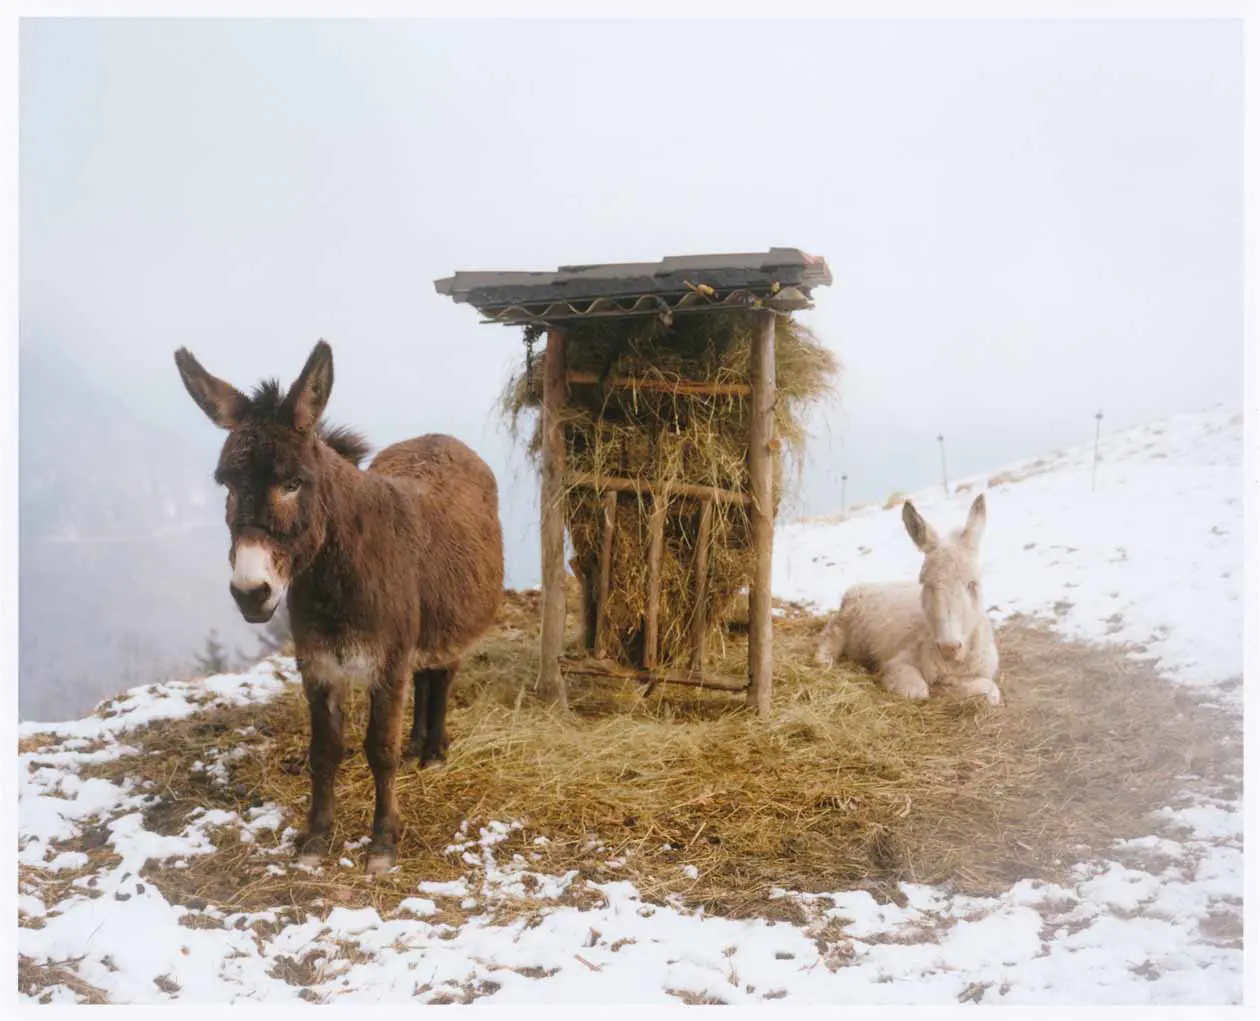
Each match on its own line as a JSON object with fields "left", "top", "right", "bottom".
{"left": 961, "top": 493, "right": 987, "bottom": 550}
{"left": 174, "top": 348, "right": 250, "bottom": 430}
{"left": 282, "top": 340, "right": 334, "bottom": 433}
{"left": 902, "top": 500, "right": 939, "bottom": 553}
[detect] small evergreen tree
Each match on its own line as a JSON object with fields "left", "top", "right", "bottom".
{"left": 255, "top": 605, "right": 294, "bottom": 658}
{"left": 194, "top": 629, "right": 231, "bottom": 675}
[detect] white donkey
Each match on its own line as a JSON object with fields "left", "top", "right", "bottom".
{"left": 814, "top": 494, "right": 1001, "bottom": 705}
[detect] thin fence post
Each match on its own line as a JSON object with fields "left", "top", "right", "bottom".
{"left": 1091, "top": 410, "right": 1103, "bottom": 493}
{"left": 937, "top": 433, "right": 948, "bottom": 495}
{"left": 841, "top": 473, "right": 848, "bottom": 515}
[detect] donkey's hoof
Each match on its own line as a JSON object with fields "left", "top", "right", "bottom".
{"left": 364, "top": 844, "right": 397, "bottom": 875}
{"left": 985, "top": 686, "right": 1003, "bottom": 707}
{"left": 295, "top": 833, "right": 330, "bottom": 867}
{"left": 419, "top": 737, "right": 449, "bottom": 769}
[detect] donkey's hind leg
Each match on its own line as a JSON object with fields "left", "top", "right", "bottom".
{"left": 403, "top": 671, "right": 429, "bottom": 762}
{"left": 404, "top": 664, "right": 457, "bottom": 768}
{"left": 880, "top": 657, "right": 930, "bottom": 701}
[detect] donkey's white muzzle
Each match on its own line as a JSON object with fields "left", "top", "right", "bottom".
{"left": 230, "top": 539, "right": 286, "bottom": 623}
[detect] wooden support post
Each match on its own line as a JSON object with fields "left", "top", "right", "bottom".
{"left": 690, "top": 499, "right": 713, "bottom": 671}
{"left": 747, "top": 310, "right": 776, "bottom": 716}
{"left": 594, "top": 489, "right": 617, "bottom": 659}
{"left": 537, "top": 326, "right": 569, "bottom": 710}
{"left": 643, "top": 495, "right": 668, "bottom": 670}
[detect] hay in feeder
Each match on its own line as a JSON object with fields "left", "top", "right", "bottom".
{"left": 501, "top": 312, "right": 839, "bottom": 668}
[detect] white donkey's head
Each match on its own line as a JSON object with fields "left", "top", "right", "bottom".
{"left": 901, "top": 494, "right": 988, "bottom": 663}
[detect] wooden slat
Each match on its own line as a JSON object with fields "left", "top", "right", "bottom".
{"left": 568, "top": 472, "right": 750, "bottom": 507}
{"left": 567, "top": 370, "right": 752, "bottom": 398}
{"left": 690, "top": 499, "right": 713, "bottom": 671}
{"left": 559, "top": 657, "right": 748, "bottom": 693}
{"left": 642, "top": 496, "right": 668, "bottom": 670}
{"left": 537, "top": 326, "right": 570, "bottom": 710}
{"left": 594, "top": 489, "right": 617, "bottom": 659}
{"left": 746, "top": 310, "right": 777, "bottom": 717}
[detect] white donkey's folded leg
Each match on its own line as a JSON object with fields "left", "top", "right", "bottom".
{"left": 881, "top": 658, "right": 929, "bottom": 700}
{"left": 949, "top": 675, "right": 1002, "bottom": 706}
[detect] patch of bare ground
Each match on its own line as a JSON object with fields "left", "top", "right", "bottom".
{"left": 667, "top": 988, "right": 729, "bottom": 1005}
{"left": 17, "top": 955, "right": 111, "bottom": 1004}
{"left": 419, "top": 979, "right": 502, "bottom": 1004}
{"left": 1197, "top": 908, "right": 1243, "bottom": 949}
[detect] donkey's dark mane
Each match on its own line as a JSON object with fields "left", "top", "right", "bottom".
{"left": 247, "top": 378, "right": 287, "bottom": 416}
{"left": 320, "top": 425, "right": 372, "bottom": 468}
{"left": 247, "top": 378, "right": 371, "bottom": 467}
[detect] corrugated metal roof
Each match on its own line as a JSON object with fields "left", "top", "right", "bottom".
{"left": 433, "top": 248, "right": 832, "bottom": 326}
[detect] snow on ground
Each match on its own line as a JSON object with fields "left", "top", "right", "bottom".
{"left": 17, "top": 409, "right": 1245, "bottom": 1005}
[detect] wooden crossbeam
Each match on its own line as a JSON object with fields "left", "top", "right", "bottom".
{"left": 567, "top": 473, "right": 750, "bottom": 507}
{"left": 566, "top": 370, "right": 752, "bottom": 398}
{"left": 559, "top": 657, "right": 748, "bottom": 693}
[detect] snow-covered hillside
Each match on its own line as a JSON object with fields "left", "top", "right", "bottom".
{"left": 17, "top": 409, "right": 1246, "bottom": 1005}
{"left": 779, "top": 409, "right": 1244, "bottom": 701}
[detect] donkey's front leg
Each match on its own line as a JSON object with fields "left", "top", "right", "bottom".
{"left": 297, "top": 680, "right": 344, "bottom": 866}
{"left": 948, "top": 675, "right": 1003, "bottom": 706}
{"left": 880, "top": 657, "right": 930, "bottom": 700}
{"left": 814, "top": 613, "right": 846, "bottom": 667}
{"left": 364, "top": 673, "right": 407, "bottom": 875}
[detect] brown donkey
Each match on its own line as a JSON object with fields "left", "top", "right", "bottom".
{"left": 175, "top": 341, "right": 504, "bottom": 873}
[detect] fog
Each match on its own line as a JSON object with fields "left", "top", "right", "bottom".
{"left": 18, "top": 18, "right": 1242, "bottom": 719}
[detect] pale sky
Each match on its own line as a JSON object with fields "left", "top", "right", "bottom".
{"left": 21, "top": 18, "right": 1242, "bottom": 586}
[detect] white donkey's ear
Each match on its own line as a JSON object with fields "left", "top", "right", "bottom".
{"left": 902, "top": 501, "right": 940, "bottom": 553}
{"left": 961, "top": 493, "right": 987, "bottom": 550}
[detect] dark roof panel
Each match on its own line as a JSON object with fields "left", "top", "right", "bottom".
{"left": 434, "top": 248, "right": 832, "bottom": 322}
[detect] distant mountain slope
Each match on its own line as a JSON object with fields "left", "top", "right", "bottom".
{"left": 19, "top": 340, "right": 256, "bottom": 720}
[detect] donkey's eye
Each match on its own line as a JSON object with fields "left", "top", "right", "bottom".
{"left": 282, "top": 479, "right": 303, "bottom": 494}
{"left": 968, "top": 582, "right": 980, "bottom": 597}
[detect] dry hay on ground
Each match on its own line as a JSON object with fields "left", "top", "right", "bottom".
{"left": 17, "top": 955, "right": 111, "bottom": 1005}
{"left": 30, "top": 588, "right": 1239, "bottom": 930}
{"left": 501, "top": 313, "right": 838, "bottom": 668}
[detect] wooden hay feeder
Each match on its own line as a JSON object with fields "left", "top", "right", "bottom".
{"left": 435, "top": 249, "right": 833, "bottom": 716}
